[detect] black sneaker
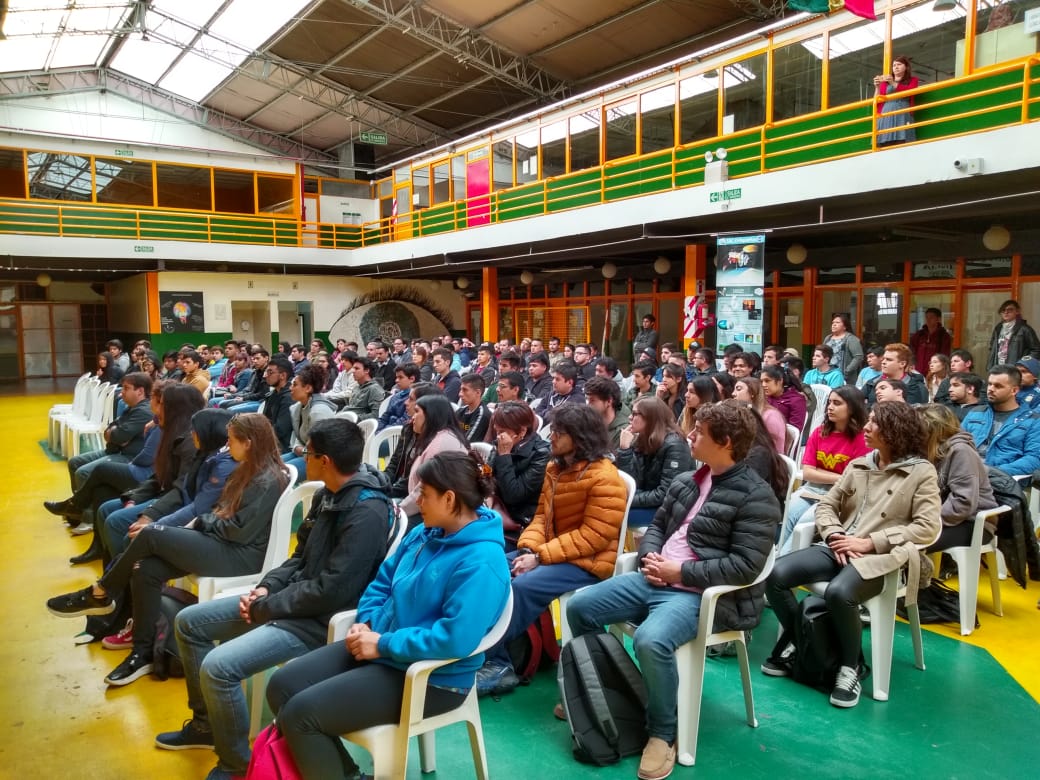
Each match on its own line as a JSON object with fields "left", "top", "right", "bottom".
{"left": 761, "top": 642, "right": 794, "bottom": 677}
{"left": 46, "top": 586, "right": 114, "bottom": 618}
{"left": 156, "top": 719, "right": 214, "bottom": 751}
{"left": 829, "top": 664, "right": 862, "bottom": 708}
{"left": 104, "top": 651, "right": 154, "bottom": 686}
{"left": 44, "top": 498, "right": 75, "bottom": 517}
{"left": 475, "top": 661, "right": 519, "bottom": 697}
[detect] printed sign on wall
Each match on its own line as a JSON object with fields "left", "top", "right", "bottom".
{"left": 159, "top": 291, "right": 205, "bottom": 333}
{"left": 715, "top": 234, "right": 766, "bottom": 355}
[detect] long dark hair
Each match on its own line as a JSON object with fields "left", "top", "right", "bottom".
{"left": 414, "top": 394, "right": 469, "bottom": 453}
{"left": 155, "top": 384, "right": 206, "bottom": 487}
{"left": 191, "top": 408, "right": 233, "bottom": 453}
{"left": 550, "top": 404, "right": 611, "bottom": 465}
{"left": 633, "top": 396, "right": 683, "bottom": 455}
{"left": 762, "top": 363, "right": 803, "bottom": 393}
{"left": 820, "top": 385, "right": 868, "bottom": 440}
{"left": 217, "top": 413, "right": 289, "bottom": 517}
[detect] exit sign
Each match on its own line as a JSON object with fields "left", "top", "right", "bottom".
{"left": 114, "top": 149, "right": 134, "bottom": 157}
{"left": 360, "top": 131, "right": 388, "bottom": 145}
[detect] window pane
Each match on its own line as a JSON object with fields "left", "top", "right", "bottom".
{"left": 94, "top": 157, "right": 153, "bottom": 207}
{"left": 826, "top": 14, "right": 886, "bottom": 108}
{"left": 412, "top": 166, "right": 430, "bottom": 208}
{"left": 27, "top": 151, "right": 92, "bottom": 201}
{"left": 772, "top": 38, "right": 822, "bottom": 122}
{"left": 908, "top": 292, "right": 956, "bottom": 359}
{"left": 605, "top": 101, "right": 637, "bottom": 162}
{"left": 541, "top": 121, "right": 567, "bottom": 178}
{"left": 861, "top": 262, "right": 904, "bottom": 282}
{"left": 640, "top": 84, "right": 676, "bottom": 154}
{"left": 817, "top": 265, "right": 857, "bottom": 284}
{"left": 451, "top": 156, "right": 465, "bottom": 202}
{"left": 891, "top": 0, "right": 964, "bottom": 83}
{"left": 432, "top": 162, "right": 450, "bottom": 205}
{"left": 257, "top": 176, "right": 293, "bottom": 214}
{"left": 569, "top": 111, "right": 601, "bottom": 171}
{"left": 862, "top": 288, "right": 903, "bottom": 346}
{"left": 0, "top": 148, "right": 26, "bottom": 198}
{"left": 963, "top": 289, "right": 1011, "bottom": 369}
{"left": 492, "top": 141, "right": 514, "bottom": 189}
{"left": 213, "top": 169, "right": 254, "bottom": 214}
{"left": 972, "top": 0, "right": 1040, "bottom": 73}
{"left": 156, "top": 164, "right": 211, "bottom": 210}
{"left": 516, "top": 130, "right": 539, "bottom": 184}
{"left": 964, "top": 256, "right": 1013, "bottom": 278}
{"left": 679, "top": 75, "right": 719, "bottom": 144}
{"left": 723, "top": 53, "right": 767, "bottom": 133}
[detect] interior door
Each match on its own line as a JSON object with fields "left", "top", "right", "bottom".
{"left": 466, "top": 153, "right": 490, "bottom": 227}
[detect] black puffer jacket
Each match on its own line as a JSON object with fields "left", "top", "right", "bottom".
{"left": 490, "top": 434, "right": 551, "bottom": 527}
{"left": 638, "top": 462, "right": 779, "bottom": 631}
{"left": 252, "top": 465, "right": 395, "bottom": 646}
{"left": 616, "top": 431, "right": 693, "bottom": 509}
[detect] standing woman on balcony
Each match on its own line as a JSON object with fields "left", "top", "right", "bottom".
{"left": 874, "top": 56, "right": 919, "bottom": 147}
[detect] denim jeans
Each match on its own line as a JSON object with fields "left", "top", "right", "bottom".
{"left": 566, "top": 571, "right": 702, "bottom": 743}
{"left": 282, "top": 453, "right": 305, "bottom": 481}
{"left": 175, "top": 597, "right": 315, "bottom": 774}
{"left": 68, "top": 450, "right": 125, "bottom": 492}
{"left": 778, "top": 489, "right": 823, "bottom": 554}
{"left": 99, "top": 497, "right": 156, "bottom": 557}
{"left": 225, "top": 401, "right": 261, "bottom": 414}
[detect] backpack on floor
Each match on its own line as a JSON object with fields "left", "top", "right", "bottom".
{"left": 774, "top": 595, "right": 867, "bottom": 693}
{"left": 557, "top": 632, "right": 648, "bottom": 766}
{"left": 507, "top": 608, "right": 560, "bottom": 681}
{"left": 897, "top": 578, "right": 972, "bottom": 626}
{"left": 152, "top": 585, "right": 198, "bottom": 680}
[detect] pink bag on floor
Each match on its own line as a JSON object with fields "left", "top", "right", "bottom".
{"left": 244, "top": 724, "right": 303, "bottom": 780}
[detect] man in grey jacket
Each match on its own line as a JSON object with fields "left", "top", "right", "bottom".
{"left": 154, "top": 419, "right": 395, "bottom": 780}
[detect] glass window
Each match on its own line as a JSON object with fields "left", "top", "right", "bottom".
{"left": 492, "top": 141, "right": 514, "bottom": 189}
{"left": 825, "top": 14, "right": 886, "bottom": 109}
{"left": 516, "top": 130, "right": 539, "bottom": 184}
{"left": 27, "top": 151, "right": 93, "bottom": 201}
{"left": 679, "top": 74, "right": 719, "bottom": 144}
{"left": 569, "top": 112, "right": 601, "bottom": 171}
{"left": 412, "top": 166, "right": 430, "bottom": 209}
{"left": 432, "top": 161, "right": 450, "bottom": 205}
{"left": 772, "top": 38, "right": 823, "bottom": 122}
{"left": 378, "top": 178, "right": 393, "bottom": 198}
{"left": 891, "top": 0, "right": 964, "bottom": 85}
{"left": 963, "top": 289, "right": 1011, "bottom": 369}
{"left": 862, "top": 288, "right": 904, "bottom": 346}
{"left": 541, "top": 121, "right": 567, "bottom": 178}
{"left": 94, "top": 158, "right": 153, "bottom": 207}
{"left": 817, "top": 266, "right": 857, "bottom": 284}
{"left": 819, "top": 290, "right": 857, "bottom": 341}
{"left": 257, "top": 175, "right": 293, "bottom": 214}
{"left": 640, "top": 84, "right": 676, "bottom": 154}
{"left": 321, "top": 180, "right": 370, "bottom": 198}
{"left": 213, "top": 169, "right": 254, "bottom": 214}
{"left": 394, "top": 167, "right": 410, "bottom": 183}
{"left": 156, "top": 163, "right": 211, "bottom": 210}
{"left": 964, "top": 256, "right": 1013, "bottom": 278}
{"left": 777, "top": 268, "right": 804, "bottom": 287}
{"left": 911, "top": 259, "right": 957, "bottom": 279}
{"left": 779, "top": 296, "right": 806, "bottom": 351}
{"left": 605, "top": 100, "right": 637, "bottom": 162}
{"left": 451, "top": 155, "right": 465, "bottom": 202}
{"left": 909, "top": 292, "right": 956, "bottom": 351}
{"left": 1020, "top": 253, "right": 1040, "bottom": 276}
{"left": 862, "top": 263, "right": 904, "bottom": 282}
{"left": 0, "top": 149, "right": 25, "bottom": 198}
{"left": 723, "top": 53, "right": 767, "bottom": 133}
{"left": 971, "top": 0, "right": 1040, "bottom": 74}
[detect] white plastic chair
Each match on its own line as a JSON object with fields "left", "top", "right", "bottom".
{"left": 784, "top": 424, "right": 800, "bottom": 459}
{"left": 791, "top": 521, "right": 941, "bottom": 702}
{"left": 538, "top": 424, "right": 552, "bottom": 442}
{"left": 64, "top": 381, "right": 119, "bottom": 458}
{"left": 558, "top": 470, "right": 636, "bottom": 646}
{"left": 54, "top": 376, "right": 101, "bottom": 457}
{"left": 377, "top": 394, "right": 393, "bottom": 419}
{"left": 806, "top": 384, "right": 830, "bottom": 436}
{"left": 189, "top": 465, "right": 301, "bottom": 603}
{"left": 336, "top": 409, "right": 359, "bottom": 422}
{"left": 931, "top": 505, "right": 1008, "bottom": 636}
{"left": 471, "top": 442, "right": 494, "bottom": 463}
{"left": 609, "top": 546, "right": 776, "bottom": 766}
{"left": 357, "top": 418, "right": 378, "bottom": 442}
{"left": 362, "top": 425, "right": 402, "bottom": 469}
{"left": 329, "top": 592, "right": 514, "bottom": 780}
{"left": 49, "top": 372, "right": 91, "bottom": 453}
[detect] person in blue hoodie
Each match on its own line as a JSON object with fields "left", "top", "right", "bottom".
{"left": 266, "top": 451, "right": 511, "bottom": 780}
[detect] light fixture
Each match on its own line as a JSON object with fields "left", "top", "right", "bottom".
{"left": 704, "top": 150, "right": 714, "bottom": 163}
{"left": 36, "top": 272, "right": 52, "bottom": 287}
{"left": 932, "top": 0, "right": 957, "bottom": 11}
{"left": 715, "top": 147, "right": 727, "bottom": 160}
{"left": 982, "top": 225, "right": 1011, "bottom": 251}
{"left": 786, "top": 243, "right": 808, "bottom": 265}
{"left": 602, "top": 262, "right": 617, "bottom": 279}
{"left": 653, "top": 257, "right": 671, "bottom": 275}
{"left": 520, "top": 270, "right": 534, "bottom": 285}
{"left": 704, "top": 68, "right": 719, "bottom": 79}
{"left": 456, "top": 276, "right": 470, "bottom": 289}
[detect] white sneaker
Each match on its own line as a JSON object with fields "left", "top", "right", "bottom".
{"left": 829, "top": 665, "right": 861, "bottom": 708}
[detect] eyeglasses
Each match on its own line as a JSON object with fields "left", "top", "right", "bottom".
{"left": 299, "top": 446, "right": 321, "bottom": 459}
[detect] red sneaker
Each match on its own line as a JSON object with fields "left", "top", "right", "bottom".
{"left": 101, "top": 619, "right": 133, "bottom": 650}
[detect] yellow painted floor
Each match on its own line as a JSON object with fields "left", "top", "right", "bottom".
{"left": 2, "top": 392, "right": 1038, "bottom": 780}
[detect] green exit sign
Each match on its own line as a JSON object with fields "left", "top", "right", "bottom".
{"left": 114, "top": 149, "right": 134, "bottom": 157}
{"left": 360, "top": 131, "right": 388, "bottom": 145}
{"left": 709, "top": 187, "right": 742, "bottom": 203}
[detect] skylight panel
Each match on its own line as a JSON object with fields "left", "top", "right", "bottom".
{"left": 158, "top": 46, "right": 234, "bottom": 102}
{"left": 207, "top": 0, "right": 312, "bottom": 52}
{"left": 151, "top": 0, "right": 225, "bottom": 30}
{"left": 47, "top": 34, "right": 110, "bottom": 69}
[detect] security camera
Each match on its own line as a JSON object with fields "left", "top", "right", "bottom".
{"left": 953, "top": 159, "right": 965, "bottom": 170}
{"left": 952, "top": 158, "right": 983, "bottom": 174}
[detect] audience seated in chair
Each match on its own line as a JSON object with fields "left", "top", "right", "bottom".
{"left": 487, "top": 401, "right": 551, "bottom": 552}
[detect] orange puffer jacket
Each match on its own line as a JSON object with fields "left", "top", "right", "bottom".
{"left": 517, "top": 458, "right": 628, "bottom": 580}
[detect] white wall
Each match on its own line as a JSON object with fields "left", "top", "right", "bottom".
{"left": 154, "top": 271, "right": 466, "bottom": 335}
{"left": 109, "top": 274, "right": 149, "bottom": 333}
{"left": 318, "top": 194, "right": 379, "bottom": 225}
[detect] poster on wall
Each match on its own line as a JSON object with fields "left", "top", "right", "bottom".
{"left": 159, "top": 291, "right": 205, "bottom": 334}
{"left": 715, "top": 234, "right": 766, "bottom": 355}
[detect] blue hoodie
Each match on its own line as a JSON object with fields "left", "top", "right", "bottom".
{"left": 356, "top": 506, "right": 510, "bottom": 690}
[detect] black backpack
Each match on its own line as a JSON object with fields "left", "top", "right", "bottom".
{"left": 151, "top": 586, "right": 198, "bottom": 681}
{"left": 897, "top": 578, "right": 973, "bottom": 627}
{"left": 507, "top": 609, "right": 560, "bottom": 682}
{"left": 557, "top": 633, "right": 648, "bottom": 766}
{"left": 774, "top": 595, "right": 868, "bottom": 693}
